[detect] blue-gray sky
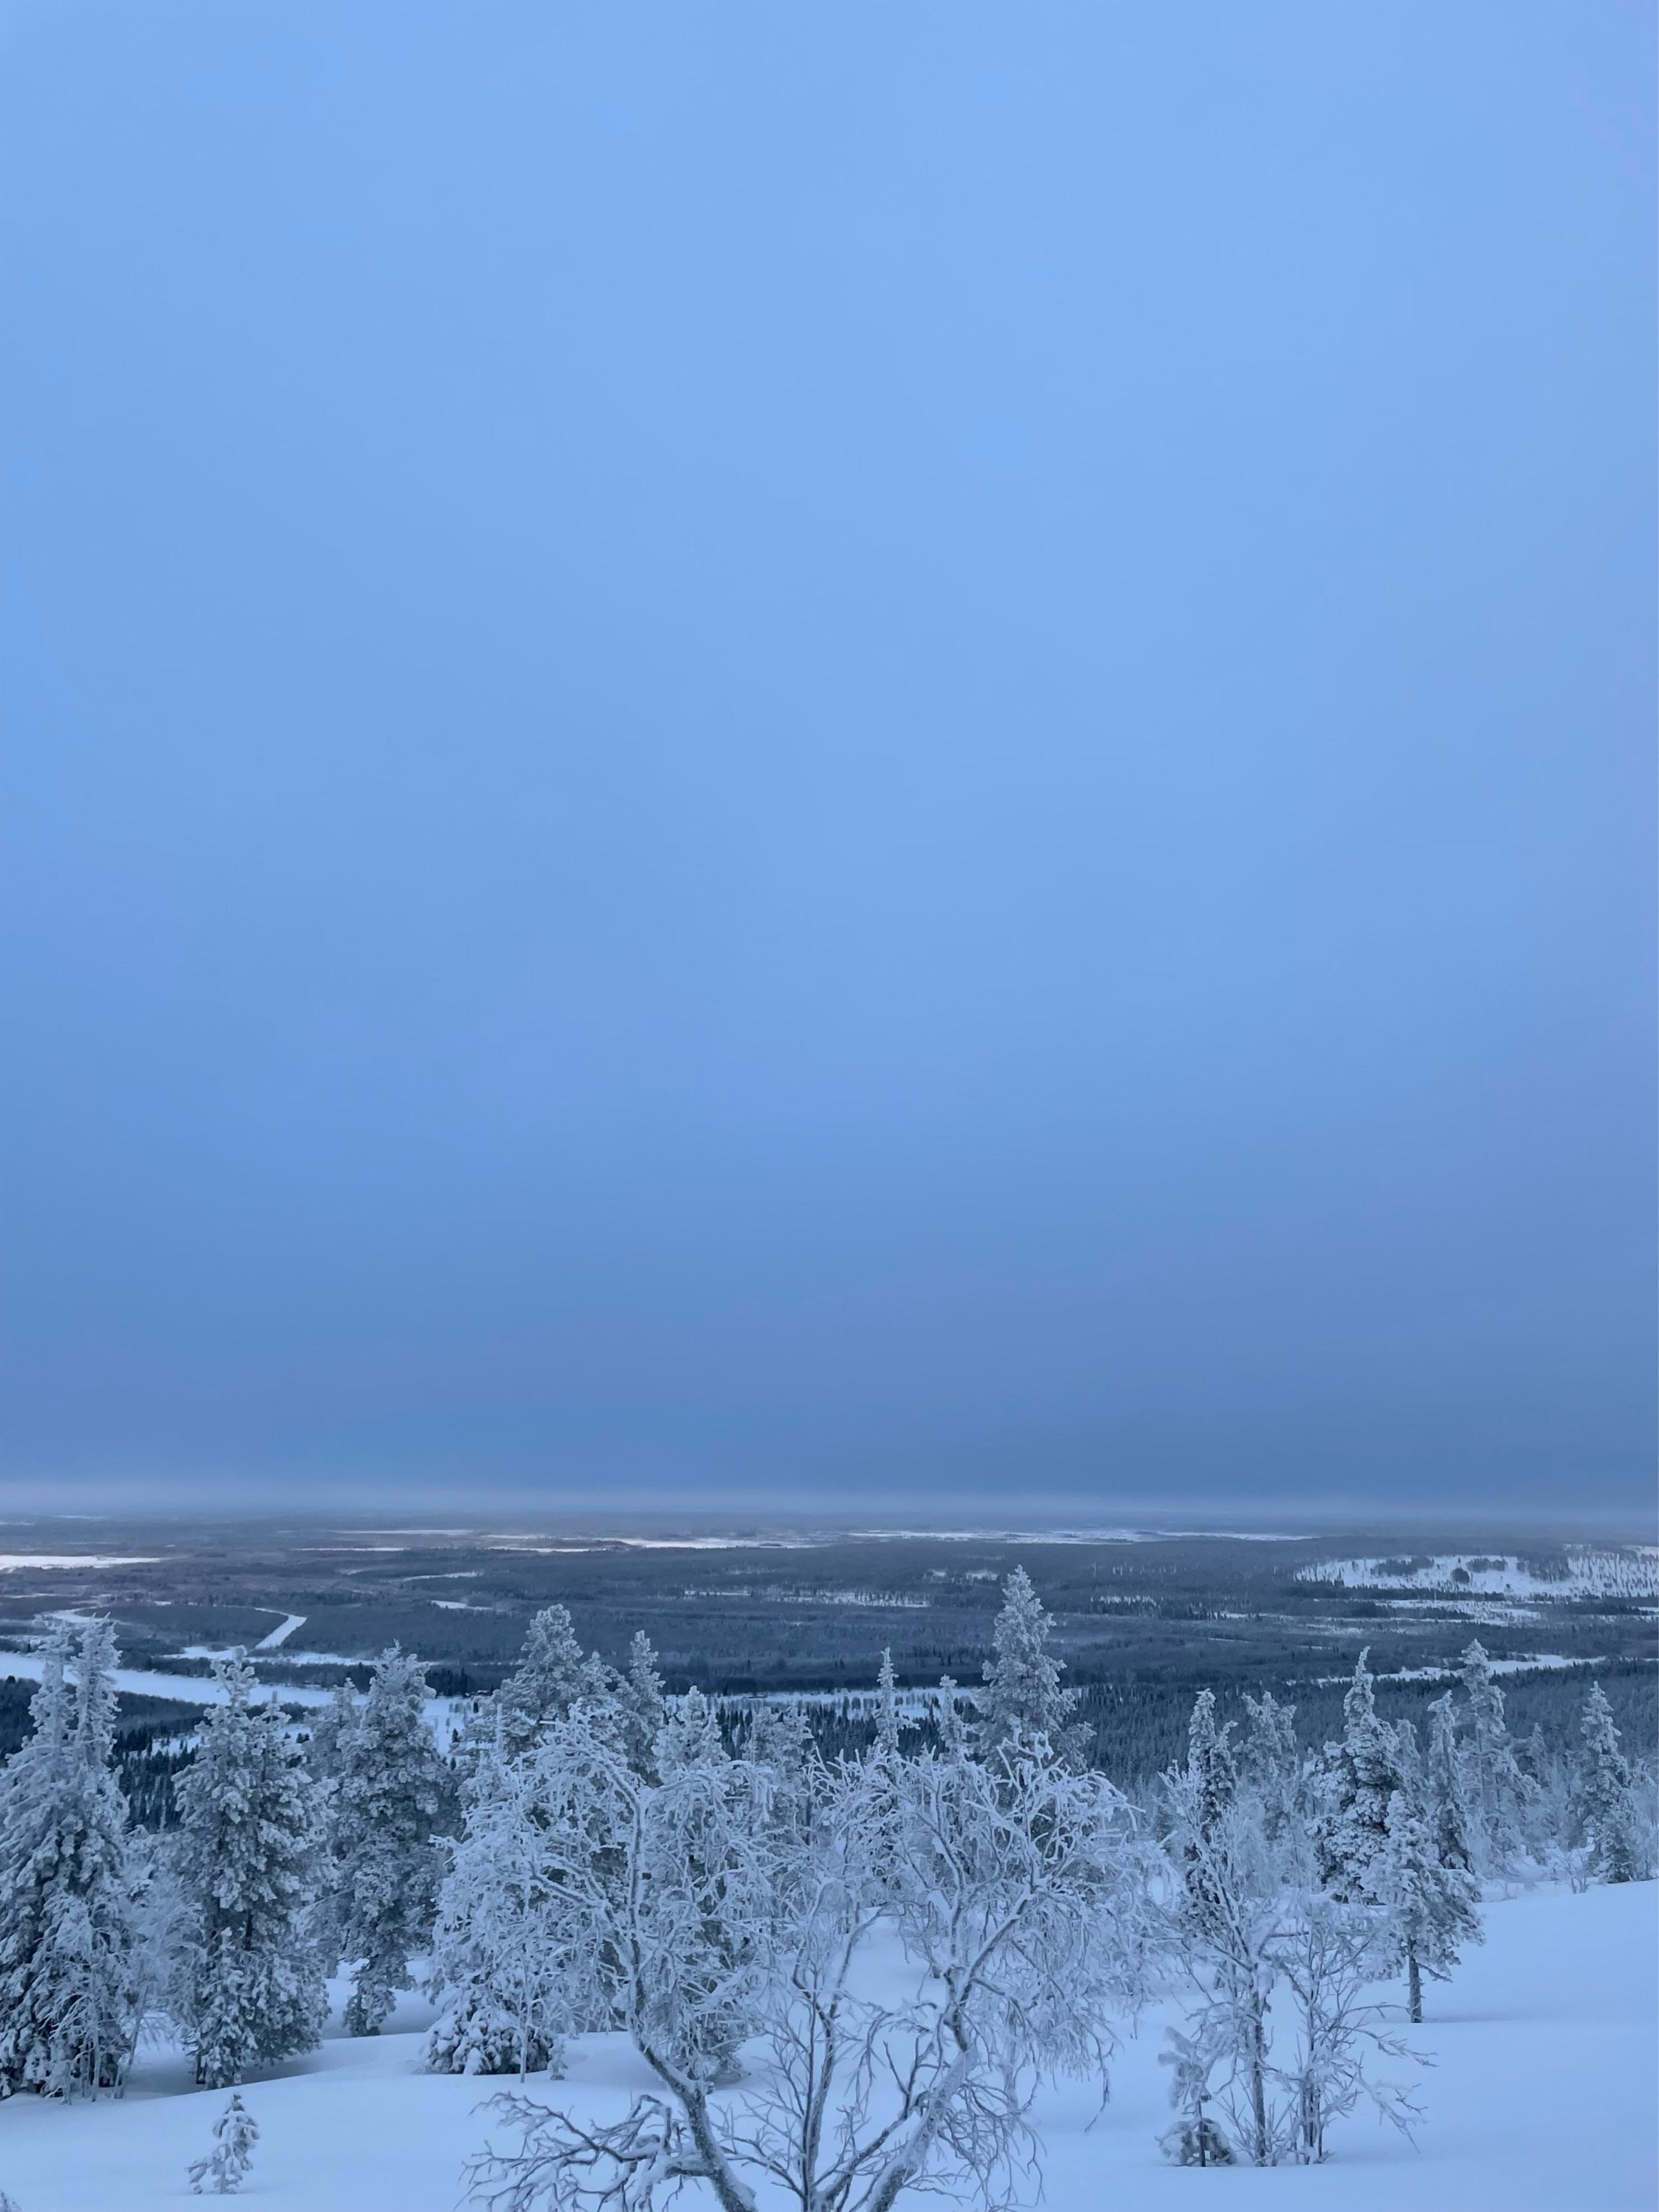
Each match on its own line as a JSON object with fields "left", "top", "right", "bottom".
{"left": 1, "top": 3, "right": 1653, "bottom": 1520}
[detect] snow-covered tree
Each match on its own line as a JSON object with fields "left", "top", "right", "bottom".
{"left": 658, "top": 1686, "right": 726, "bottom": 1776}
{"left": 187, "top": 2091, "right": 259, "bottom": 2194}
{"left": 426, "top": 1736, "right": 572, "bottom": 2078}
{"left": 328, "top": 1646, "right": 452, "bottom": 2034}
{"left": 977, "top": 1567, "right": 1082, "bottom": 1762}
{"left": 1575, "top": 1683, "right": 1642, "bottom": 1885}
{"left": 0, "top": 1620, "right": 140, "bottom": 2098}
{"left": 1422, "top": 1692, "right": 1474, "bottom": 1875}
{"left": 746, "top": 1700, "right": 820, "bottom": 1853}
{"left": 1240, "top": 1690, "right": 1301, "bottom": 1847}
{"left": 299, "top": 1677, "right": 360, "bottom": 1970}
{"left": 745, "top": 1697, "right": 813, "bottom": 1777}
{"left": 854, "top": 1650, "right": 914, "bottom": 1903}
{"left": 615, "top": 1633, "right": 666, "bottom": 1782}
{"left": 174, "top": 1655, "right": 328, "bottom": 2088}
{"left": 1456, "top": 1641, "right": 1537, "bottom": 1876}
{"left": 1310, "top": 1651, "right": 1408, "bottom": 1904}
{"left": 1275, "top": 1896, "right": 1421, "bottom": 2163}
{"left": 495, "top": 1608, "right": 613, "bottom": 1760}
{"left": 873, "top": 1646, "right": 905, "bottom": 1758}
{"left": 1186, "top": 1692, "right": 1238, "bottom": 1837}
{"left": 1161, "top": 1755, "right": 1283, "bottom": 2166}
{"left": 301, "top": 1677, "right": 359, "bottom": 1968}
{"left": 1178, "top": 1690, "right": 1240, "bottom": 1939}
{"left": 1376, "top": 1788, "right": 1481, "bottom": 2023}
{"left": 467, "top": 1710, "right": 1151, "bottom": 2212}
{"left": 934, "top": 1673, "right": 971, "bottom": 1756}
{"left": 1158, "top": 2023, "right": 1236, "bottom": 2166}
{"left": 1161, "top": 1769, "right": 1421, "bottom": 2167}
{"left": 128, "top": 1826, "right": 191, "bottom": 2051}
{"left": 303, "top": 1679, "right": 359, "bottom": 1784}
{"left": 651, "top": 1690, "right": 756, "bottom": 2082}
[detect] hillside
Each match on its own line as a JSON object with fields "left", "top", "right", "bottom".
{"left": 0, "top": 1882, "right": 1651, "bottom": 2212}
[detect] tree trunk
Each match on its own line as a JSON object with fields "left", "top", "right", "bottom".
{"left": 1407, "top": 1948, "right": 1422, "bottom": 2025}
{"left": 1249, "top": 1999, "right": 1270, "bottom": 2164}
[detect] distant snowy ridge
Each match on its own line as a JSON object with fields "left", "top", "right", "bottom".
{"left": 1297, "top": 1546, "right": 1658, "bottom": 1600}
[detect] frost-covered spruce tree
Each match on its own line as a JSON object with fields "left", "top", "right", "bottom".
{"left": 426, "top": 1732, "right": 570, "bottom": 2078}
{"left": 747, "top": 1697, "right": 819, "bottom": 1848}
{"left": 329, "top": 1647, "right": 451, "bottom": 2034}
{"left": 1423, "top": 1692, "right": 1474, "bottom": 1875}
{"left": 0, "top": 1620, "right": 140, "bottom": 2099}
{"left": 873, "top": 1646, "right": 905, "bottom": 1759}
{"left": 187, "top": 2091, "right": 259, "bottom": 2195}
{"left": 174, "top": 1655, "right": 327, "bottom": 2088}
{"left": 658, "top": 1685, "right": 726, "bottom": 1773}
{"left": 655, "top": 1687, "right": 753, "bottom": 2080}
{"left": 1187, "top": 1692, "right": 1238, "bottom": 1832}
{"left": 1378, "top": 1788, "right": 1480, "bottom": 2023}
{"left": 1240, "top": 1690, "right": 1301, "bottom": 1847}
{"left": 856, "top": 1650, "right": 912, "bottom": 1897}
{"left": 1310, "top": 1651, "right": 1407, "bottom": 1905}
{"left": 304, "top": 1679, "right": 359, "bottom": 1783}
{"left": 978, "top": 1566, "right": 1082, "bottom": 1762}
{"left": 614, "top": 1632, "right": 666, "bottom": 1782}
{"left": 301, "top": 1677, "right": 359, "bottom": 1971}
{"left": 747, "top": 1695, "right": 814, "bottom": 1776}
{"left": 935, "top": 1671, "right": 971, "bottom": 1754}
{"left": 1179, "top": 1690, "right": 1240, "bottom": 1935}
{"left": 1456, "top": 1640, "right": 1537, "bottom": 1875}
{"left": 495, "top": 1607, "right": 614, "bottom": 1760}
{"left": 1575, "top": 1683, "right": 1641, "bottom": 1885}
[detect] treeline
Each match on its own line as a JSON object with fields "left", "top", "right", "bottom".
{"left": 1071, "top": 1658, "right": 1658, "bottom": 1790}
{"left": 0, "top": 1576, "right": 1651, "bottom": 2198}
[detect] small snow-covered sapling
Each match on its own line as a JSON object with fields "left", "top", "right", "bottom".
{"left": 187, "top": 2093, "right": 259, "bottom": 2195}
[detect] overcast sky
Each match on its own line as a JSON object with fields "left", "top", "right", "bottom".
{"left": 1, "top": 4, "right": 1652, "bottom": 1521}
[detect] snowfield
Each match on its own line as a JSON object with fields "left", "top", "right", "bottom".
{"left": 1297, "top": 1549, "right": 1659, "bottom": 1601}
{"left": 1, "top": 1882, "right": 1651, "bottom": 2212}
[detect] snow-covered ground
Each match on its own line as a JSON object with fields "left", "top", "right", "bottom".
{"left": 0, "top": 1555, "right": 161, "bottom": 1572}
{"left": 0, "top": 1883, "right": 1649, "bottom": 2212}
{"left": 1298, "top": 1549, "right": 1659, "bottom": 1600}
{"left": 253, "top": 1614, "right": 308, "bottom": 1651}
{"left": 0, "top": 1653, "right": 342, "bottom": 1710}
{"left": 1314, "top": 1654, "right": 1581, "bottom": 1687}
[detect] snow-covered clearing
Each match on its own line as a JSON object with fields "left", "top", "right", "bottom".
{"left": 0, "top": 1654, "right": 341, "bottom": 1709}
{"left": 1299, "top": 1549, "right": 1659, "bottom": 1600}
{"left": 0, "top": 1555, "right": 160, "bottom": 1572}
{"left": 1314, "top": 1654, "right": 1583, "bottom": 1687}
{"left": 254, "top": 1614, "right": 307, "bottom": 1650}
{"left": 0, "top": 1883, "right": 1649, "bottom": 2212}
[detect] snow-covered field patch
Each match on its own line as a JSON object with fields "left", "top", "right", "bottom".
{"left": 1316, "top": 1654, "right": 1582, "bottom": 1687}
{"left": 0, "top": 1653, "right": 343, "bottom": 1708}
{"left": 682, "top": 1585, "right": 931, "bottom": 1607}
{"left": 1298, "top": 1548, "right": 1659, "bottom": 1601}
{"left": 0, "top": 1554, "right": 160, "bottom": 1572}
{"left": 255, "top": 1613, "right": 308, "bottom": 1650}
{"left": 0, "top": 1883, "right": 1649, "bottom": 2212}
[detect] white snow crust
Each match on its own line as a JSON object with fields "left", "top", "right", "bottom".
{"left": 0, "top": 1881, "right": 1649, "bottom": 2211}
